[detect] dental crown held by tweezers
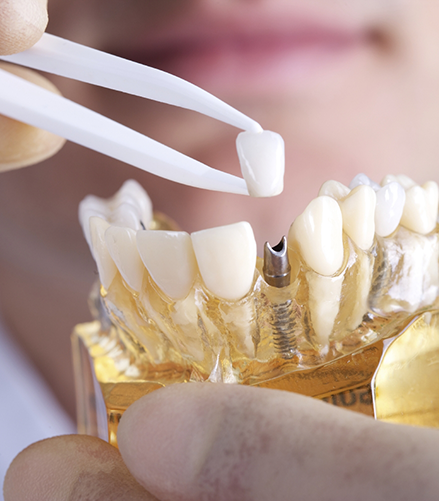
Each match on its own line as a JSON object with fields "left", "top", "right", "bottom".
{"left": 0, "top": 33, "right": 284, "bottom": 196}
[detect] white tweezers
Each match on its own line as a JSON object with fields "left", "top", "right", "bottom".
{"left": 0, "top": 33, "right": 263, "bottom": 195}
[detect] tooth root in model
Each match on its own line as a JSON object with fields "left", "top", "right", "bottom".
{"left": 191, "top": 221, "right": 258, "bottom": 358}
{"left": 288, "top": 196, "right": 344, "bottom": 347}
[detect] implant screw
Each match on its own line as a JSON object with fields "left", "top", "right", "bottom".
{"left": 263, "top": 236, "right": 297, "bottom": 359}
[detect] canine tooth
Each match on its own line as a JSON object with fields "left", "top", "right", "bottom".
{"left": 288, "top": 196, "right": 344, "bottom": 276}
{"left": 191, "top": 222, "right": 257, "bottom": 301}
{"left": 349, "top": 173, "right": 381, "bottom": 192}
{"left": 236, "top": 130, "right": 284, "bottom": 197}
{"left": 400, "top": 181, "right": 438, "bottom": 235}
{"left": 318, "top": 180, "right": 350, "bottom": 201}
{"left": 340, "top": 185, "right": 376, "bottom": 250}
{"left": 88, "top": 217, "right": 118, "bottom": 290}
{"left": 136, "top": 230, "right": 197, "bottom": 300}
{"left": 105, "top": 226, "right": 145, "bottom": 292}
{"left": 375, "top": 182, "right": 406, "bottom": 237}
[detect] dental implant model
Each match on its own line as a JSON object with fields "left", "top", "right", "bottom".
{"left": 72, "top": 173, "right": 439, "bottom": 447}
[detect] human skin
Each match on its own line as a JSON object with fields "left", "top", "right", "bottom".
{"left": 2, "top": 0, "right": 439, "bottom": 499}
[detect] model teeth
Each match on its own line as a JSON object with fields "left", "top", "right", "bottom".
{"left": 375, "top": 182, "right": 406, "bottom": 237}
{"left": 136, "top": 230, "right": 197, "bottom": 300}
{"left": 89, "top": 216, "right": 118, "bottom": 290}
{"left": 105, "top": 226, "right": 145, "bottom": 292}
{"left": 236, "top": 130, "right": 284, "bottom": 197}
{"left": 288, "top": 196, "right": 344, "bottom": 276}
{"left": 340, "top": 185, "right": 376, "bottom": 250}
{"left": 399, "top": 181, "right": 438, "bottom": 235}
{"left": 80, "top": 173, "right": 439, "bottom": 381}
{"left": 191, "top": 222, "right": 257, "bottom": 301}
{"left": 349, "top": 173, "right": 381, "bottom": 192}
{"left": 318, "top": 180, "right": 350, "bottom": 200}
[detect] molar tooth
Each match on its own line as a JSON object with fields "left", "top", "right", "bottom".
{"left": 349, "top": 173, "right": 381, "bottom": 192}
{"left": 78, "top": 196, "right": 109, "bottom": 247}
{"left": 113, "top": 179, "right": 153, "bottom": 226}
{"left": 375, "top": 182, "right": 406, "bottom": 237}
{"left": 236, "top": 130, "right": 284, "bottom": 197}
{"left": 136, "top": 230, "right": 197, "bottom": 300}
{"left": 89, "top": 216, "right": 117, "bottom": 290}
{"left": 105, "top": 226, "right": 144, "bottom": 292}
{"left": 400, "top": 181, "right": 439, "bottom": 235}
{"left": 191, "top": 222, "right": 257, "bottom": 301}
{"left": 318, "top": 180, "right": 350, "bottom": 201}
{"left": 340, "top": 185, "right": 376, "bottom": 250}
{"left": 381, "top": 174, "right": 417, "bottom": 190}
{"left": 110, "top": 202, "right": 143, "bottom": 230}
{"left": 288, "top": 196, "right": 344, "bottom": 276}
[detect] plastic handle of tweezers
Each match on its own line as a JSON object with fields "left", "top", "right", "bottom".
{"left": 0, "top": 33, "right": 262, "bottom": 133}
{"left": 0, "top": 68, "right": 249, "bottom": 194}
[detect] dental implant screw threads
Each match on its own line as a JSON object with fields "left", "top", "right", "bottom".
{"left": 263, "top": 237, "right": 297, "bottom": 359}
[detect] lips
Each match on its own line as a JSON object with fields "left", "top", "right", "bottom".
{"left": 108, "top": 10, "right": 373, "bottom": 95}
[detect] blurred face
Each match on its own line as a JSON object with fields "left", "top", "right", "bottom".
{"left": 2, "top": 0, "right": 439, "bottom": 414}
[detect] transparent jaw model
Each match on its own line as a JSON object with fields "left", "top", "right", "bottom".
{"left": 72, "top": 175, "right": 439, "bottom": 448}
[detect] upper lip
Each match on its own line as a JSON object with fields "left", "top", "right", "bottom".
{"left": 108, "top": 7, "right": 375, "bottom": 64}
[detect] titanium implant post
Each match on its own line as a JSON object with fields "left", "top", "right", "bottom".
{"left": 263, "top": 236, "right": 297, "bottom": 359}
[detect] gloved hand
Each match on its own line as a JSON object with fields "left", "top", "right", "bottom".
{"left": 0, "top": 0, "right": 65, "bottom": 172}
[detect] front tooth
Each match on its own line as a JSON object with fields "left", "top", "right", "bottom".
{"left": 191, "top": 222, "right": 257, "bottom": 301}
{"left": 349, "top": 173, "right": 381, "bottom": 192}
{"left": 318, "top": 180, "right": 350, "bottom": 201}
{"left": 136, "top": 230, "right": 197, "bottom": 300}
{"left": 105, "top": 226, "right": 145, "bottom": 292}
{"left": 288, "top": 196, "right": 344, "bottom": 276}
{"left": 400, "top": 181, "right": 439, "bottom": 235}
{"left": 89, "top": 217, "right": 117, "bottom": 290}
{"left": 340, "top": 185, "right": 376, "bottom": 250}
{"left": 236, "top": 130, "right": 284, "bottom": 197}
{"left": 375, "top": 182, "right": 406, "bottom": 237}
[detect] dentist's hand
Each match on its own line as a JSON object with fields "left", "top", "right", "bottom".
{"left": 0, "top": 0, "right": 65, "bottom": 172}
{"left": 4, "top": 384, "right": 439, "bottom": 500}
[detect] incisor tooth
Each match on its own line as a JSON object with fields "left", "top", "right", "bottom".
{"left": 288, "top": 196, "right": 344, "bottom": 276}
{"left": 105, "top": 226, "right": 144, "bottom": 292}
{"left": 136, "top": 230, "right": 197, "bottom": 300}
{"left": 236, "top": 130, "right": 284, "bottom": 197}
{"left": 89, "top": 217, "right": 117, "bottom": 290}
{"left": 191, "top": 222, "right": 257, "bottom": 301}
{"left": 400, "top": 181, "right": 439, "bottom": 235}
{"left": 318, "top": 180, "right": 350, "bottom": 201}
{"left": 375, "top": 182, "right": 405, "bottom": 237}
{"left": 340, "top": 185, "right": 376, "bottom": 250}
